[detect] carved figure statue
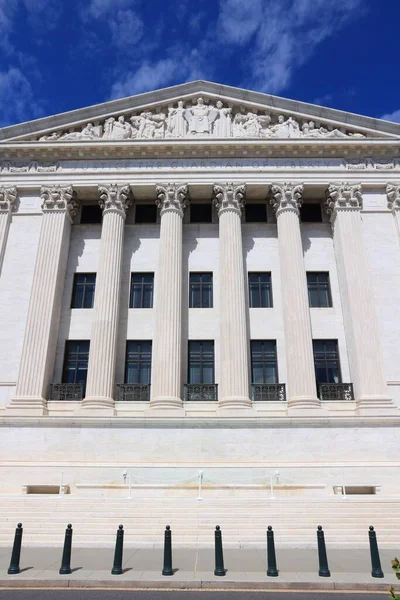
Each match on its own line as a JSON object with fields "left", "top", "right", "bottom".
{"left": 137, "top": 111, "right": 166, "bottom": 139}
{"left": 167, "top": 101, "right": 187, "bottom": 138}
{"left": 270, "top": 115, "right": 301, "bottom": 138}
{"left": 212, "top": 101, "right": 232, "bottom": 137}
{"left": 59, "top": 122, "right": 100, "bottom": 141}
{"left": 39, "top": 131, "right": 62, "bottom": 141}
{"left": 103, "top": 115, "right": 133, "bottom": 140}
{"left": 184, "top": 97, "right": 213, "bottom": 135}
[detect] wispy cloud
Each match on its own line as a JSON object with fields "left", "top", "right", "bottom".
{"left": 380, "top": 109, "right": 400, "bottom": 124}
{"left": 0, "top": 67, "right": 43, "bottom": 126}
{"left": 82, "top": 0, "right": 144, "bottom": 49}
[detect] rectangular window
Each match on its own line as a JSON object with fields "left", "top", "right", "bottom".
{"left": 300, "top": 203, "right": 322, "bottom": 222}
{"left": 71, "top": 273, "right": 96, "bottom": 309}
{"left": 251, "top": 341, "right": 278, "bottom": 384}
{"left": 245, "top": 203, "right": 267, "bottom": 222}
{"left": 135, "top": 204, "right": 158, "bottom": 223}
{"left": 125, "top": 341, "right": 152, "bottom": 384}
{"left": 80, "top": 204, "right": 103, "bottom": 224}
{"left": 313, "top": 340, "right": 341, "bottom": 384}
{"left": 188, "top": 341, "right": 214, "bottom": 384}
{"left": 248, "top": 273, "right": 273, "bottom": 307}
{"left": 130, "top": 273, "right": 154, "bottom": 308}
{"left": 307, "top": 272, "right": 332, "bottom": 307}
{"left": 189, "top": 273, "right": 213, "bottom": 308}
{"left": 190, "top": 204, "right": 212, "bottom": 223}
{"left": 62, "top": 340, "right": 90, "bottom": 394}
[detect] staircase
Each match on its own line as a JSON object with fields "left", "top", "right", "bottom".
{"left": 1, "top": 494, "right": 400, "bottom": 548}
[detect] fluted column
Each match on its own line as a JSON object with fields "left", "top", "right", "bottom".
{"left": 0, "top": 186, "right": 17, "bottom": 275}
{"left": 82, "top": 184, "right": 131, "bottom": 414}
{"left": 150, "top": 183, "right": 188, "bottom": 411}
{"left": 269, "top": 183, "right": 320, "bottom": 411}
{"left": 213, "top": 183, "right": 251, "bottom": 409}
{"left": 387, "top": 183, "right": 400, "bottom": 245}
{"left": 7, "top": 186, "right": 78, "bottom": 415}
{"left": 325, "top": 183, "right": 395, "bottom": 414}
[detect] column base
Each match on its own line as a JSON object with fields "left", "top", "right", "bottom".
{"left": 79, "top": 396, "right": 115, "bottom": 416}
{"left": 287, "top": 395, "right": 328, "bottom": 416}
{"left": 356, "top": 395, "right": 398, "bottom": 416}
{"left": 6, "top": 396, "right": 48, "bottom": 416}
{"left": 218, "top": 396, "right": 253, "bottom": 411}
{"left": 149, "top": 396, "right": 184, "bottom": 413}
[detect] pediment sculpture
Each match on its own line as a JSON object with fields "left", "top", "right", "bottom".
{"left": 38, "top": 97, "right": 366, "bottom": 142}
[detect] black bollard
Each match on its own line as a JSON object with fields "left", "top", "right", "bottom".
{"left": 162, "top": 525, "right": 174, "bottom": 576}
{"left": 214, "top": 525, "right": 226, "bottom": 576}
{"left": 59, "top": 524, "right": 73, "bottom": 575}
{"left": 8, "top": 523, "right": 23, "bottom": 575}
{"left": 266, "top": 526, "right": 279, "bottom": 577}
{"left": 317, "top": 525, "right": 331, "bottom": 577}
{"left": 369, "top": 526, "right": 384, "bottom": 578}
{"left": 111, "top": 525, "right": 124, "bottom": 575}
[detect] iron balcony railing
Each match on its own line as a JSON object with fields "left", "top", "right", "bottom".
{"left": 251, "top": 383, "right": 286, "bottom": 401}
{"left": 116, "top": 384, "right": 151, "bottom": 402}
{"left": 318, "top": 383, "right": 354, "bottom": 401}
{"left": 184, "top": 384, "right": 218, "bottom": 401}
{"left": 49, "top": 383, "right": 83, "bottom": 401}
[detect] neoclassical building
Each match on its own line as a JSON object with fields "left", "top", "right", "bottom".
{"left": 1, "top": 80, "right": 400, "bottom": 496}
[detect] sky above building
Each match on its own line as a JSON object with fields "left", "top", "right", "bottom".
{"left": 0, "top": 0, "right": 399, "bottom": 128}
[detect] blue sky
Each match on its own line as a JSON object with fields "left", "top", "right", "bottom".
{"left": 1, "top": 0, "right": 400, "bottom": 127}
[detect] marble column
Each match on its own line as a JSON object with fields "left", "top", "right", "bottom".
{"left": 82, "top": 184, "right": 132, "bottom": 414}
{"left": 213, "top": 183, "right": 252, "bottom": 410}
{"left": 269, "top": 183, "right": 321, "bottom": 411}
{"left": 387, "top": 183, "right": 400, "bottom": 245}
{"left": 7, "top": 186, "right": 78, "bottom": 416}
{"left": 0, "top": 186, "right": 17, "bottom": 275}
{"left": 150, "top": 183, "right": 188, "bottom": 411}
{"left": 325, "top": 182, "right": 395, "bottom": 414}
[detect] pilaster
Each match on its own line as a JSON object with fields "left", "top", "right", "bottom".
{"left": 269, "top": 182, "right": 322, "bottom": 413}
{"left": 213, "top": 183, "right": 252, "bottom": 411}
{"left": 0, "top": 186, "right": 17, "bottom": 274}
{"left": 387, "top": 183, "right": 400, "bottom": 246}
{"left": 81, "top": 184, "right": 132, "bottom": 415}
{"left": 149, "top": 183, "right": 188, "bottom": 413}
{"left": 325, "top": 182, "right": 395, "bottom": 415}
{"left": 7, "top": 185, "right": 78, "bottom": 416}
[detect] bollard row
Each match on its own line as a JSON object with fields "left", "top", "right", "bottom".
{"left": 6, "top": 522, "right": 386, "bottom": 578}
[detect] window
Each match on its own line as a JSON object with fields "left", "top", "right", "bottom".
{"left": 125, "top": 341, "right": 152, "bottom": 384}
{"left": 251, "top": 341, "right": 278, "bottom": 383}
{"left": 190, "top": 203, "right": 212, "bottom": 223}
{"left": 80, "top": 204, "right": 103, "bottom": 224}
{"left": 130, "top": 273, "right": 154, "bottom": 308}
{"left": 189, "top": 273, "right": 213, "bottom": 308}
{"left": 62, "top": 341, "right": 90, "bottom": 394}
{"left": 188, "top": 341, "right": 214, "bottom": 384}
{"left": 248, "top": 273, "right": 273, "bottom": 308}
{"left": 300, "top": 203, "right": 322, "bottom": 222}
{"left": 307, "top": 272, "right": 332, "bottom": 307}
{"left": 313, "top": 340, "right": 341, "bottom": 384}
{"left": 135, "top": 204, "right": 157, "bottom": 223}
{"left": 71, "top": 273, "right": 96, "bottom": 308}
{"left": 245, "top": 203, "right": 267, "bottom": 222}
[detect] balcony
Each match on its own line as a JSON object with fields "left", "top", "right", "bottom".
{"left": 49, "top": 383, "right": 83, "bottom": 401}
{"left": 318, "top": 383, "right": 354, "bottom": 401}
{"left": 184, "top": 384, "right": 218, "bottom": 401}
{"left": 251, "top": 383, "right": 286, "bottom": 401}
{"left": 116, "top": 384, "right": 151, "bottom": 402}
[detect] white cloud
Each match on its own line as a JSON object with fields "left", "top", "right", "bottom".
{"left": 380, "top": 109, "right": 400, "bottom": 124}
{"left": 0, "top": 67, "right": 43, "bottom": 126}
{"left": 84, "top": 0, "right": 135, "bottom": 19}
{"left": 218, "top": 0, "right": 364, "bottom": 94}
{"left": 109, "top": 9, "right": 143, "bottom": 48}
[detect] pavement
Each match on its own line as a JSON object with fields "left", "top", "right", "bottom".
{"left": 0, "top": 546, "right": 399, "bottom": 592}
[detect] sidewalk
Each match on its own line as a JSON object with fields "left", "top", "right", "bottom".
{"left": 1, "top": 546, "right": 400, "bottom": 591}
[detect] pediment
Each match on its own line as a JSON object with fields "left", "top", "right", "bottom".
{"left": 1, "top": 81, "right": 399, "bottom": 143}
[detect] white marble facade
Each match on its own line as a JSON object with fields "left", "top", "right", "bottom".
{"left": 0, "top": 81, "right": 400, "bottom": 494}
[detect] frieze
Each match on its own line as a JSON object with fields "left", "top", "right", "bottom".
{"left": 33, "top": 97, "right": 368, "bottom": 142}
{"left": 0, "top": 161, "right": 60, "bottom": 173}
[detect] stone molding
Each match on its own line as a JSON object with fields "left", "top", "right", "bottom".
{"left": 40, "top": 185, "right": 78, "bottom": 219}
{"left": 269, "top": 183, "right": 304, "bottom": 217}
{"left": 155, "top": 183, "right": 189, "bottom": 217}
{"left": 325, "top": 183, "right": 363, "bottom": 220}
{"left": 0, "top": 186, "right": 17, "bottom": 213}
{"left": 98, "top": 183, "right": 132, "bottom": 217}
{"left": 213, "top": 183, "right": 246, "bottom": 216}
{"left": 387, "top": 183, "right": 400, "bottom": 211}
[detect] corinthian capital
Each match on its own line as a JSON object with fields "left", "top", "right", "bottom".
{"left": 387, "top": 183, "right": 400, "bottom": 211}
{"left": 269, "top": 182, "right": 304, "bottom": 216}
{"left": 324, "top": 183, "right": 362, "bottom": 219}
{"left": 212, "top": 182, "right": 245, "bottom": 216}
{"left": 98, "top": 184, "right": 132, "bottom": 217}
{"left": 155, "top": 183, "right": 189, "bottom": 216}
{"left": 41, "top": 185, "right": 78, "bottom": 219}
{"left": 0, "top": 186, "right": 17, "bottom": 213}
